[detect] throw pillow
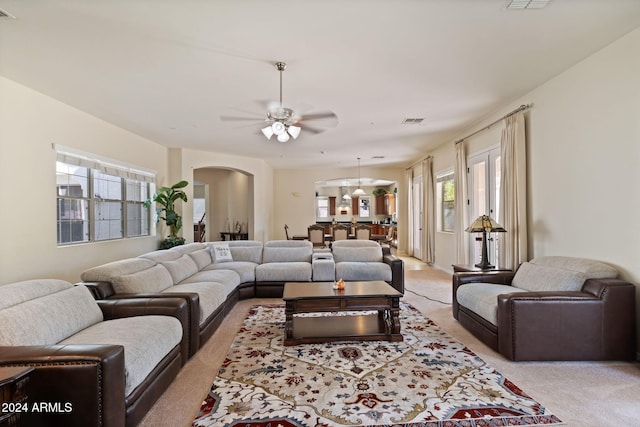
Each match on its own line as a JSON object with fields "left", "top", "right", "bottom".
{"left": 211, "top": 243, "right": 233, "bottom": 263}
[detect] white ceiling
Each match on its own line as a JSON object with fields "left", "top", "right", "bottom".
{"left": 1, "top": 0, "right": 639, "bottom": 170}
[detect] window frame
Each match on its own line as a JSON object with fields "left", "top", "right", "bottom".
{"left": 56, "top": 149, "right": 155, "bottom": 246}
{"left": 436, "top": 169, "right": 455, "bottom": 233}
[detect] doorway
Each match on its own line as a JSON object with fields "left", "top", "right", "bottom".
{"left": 467, "top": 146, "right": 501, "bottom": 266}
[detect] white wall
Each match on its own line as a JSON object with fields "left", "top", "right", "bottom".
{"left": 0, "top": 76, "right": 168, "bottom": 284}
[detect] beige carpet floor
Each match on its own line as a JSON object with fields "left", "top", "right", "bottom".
{"left": 139, "top": 257, "right": 640, "bottom": 427}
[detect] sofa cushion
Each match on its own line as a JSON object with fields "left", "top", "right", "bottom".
{"left": 188, "top": 249, "right": 213, "bottom": 270}
{"left": 0, "top": 285, "right": 103, "bottom": 346}
{"left": 262, "top": 240, "right": 313, "bottom": 263}
{"left": 456, "top": 283, "right": 528, "bottom": 326}
{"left": 113, "top": 265, "right": 174, "bottom": 294}
{"left": 81, "top": 258, "right": 156, "bottom": 283}
{"left": 138, "top": 250, "right": 181, "bottom": 263}
{"left": 332, "top": 240, "right": 383, "bottom": 263}
{"left": 170, "top": 242, "right": 207, "bottom": 254}
{"left": 256, "top": 262, "right": 312, "bottom": 282}
{"left": 210, "top": 242, "right": 233, "bottom": 263}
{"left": 205, "top": 261, "right": 257, "bottom": 284}
{"left": 335, "top": 262, "right": 392, "bottom": 282}
{"left": 512, "top": 262, "right": 586, "bottom": 292}
{"left": 530, "top": 256, "right": 618, "bottom": 279}
{"left": 181, "top": 269, "right": 241, "bottom": 296}
{"left": 227, "top": 240, "right": 263, "bottom": 264}
{"left": 161, "top": 255, "right": 199, "bottom": 285}
{"left": 60, "top": 315, "right": 182, "bottom": 396}
{"left": 162, "top": 282, "right": 227, "bottom": 325}
{"left": 0, "top": 279, "right": 72, "bottom": 310}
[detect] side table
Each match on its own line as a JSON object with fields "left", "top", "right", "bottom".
{"left": 452, "top": 264, "right": 512, "bottom": 273}
{"left": 0, "top": 366, "right": 34, "bottom": 426}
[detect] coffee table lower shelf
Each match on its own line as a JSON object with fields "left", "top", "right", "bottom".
{"left": 284, "top": 312, "right": 402, "bottom": 346}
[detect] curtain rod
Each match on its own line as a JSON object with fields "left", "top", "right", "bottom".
{"left": 455, "top": 103, "right": 531, "bottom": 144}
{"left": 405, "top": 155, "right": 432, "bottom": 171}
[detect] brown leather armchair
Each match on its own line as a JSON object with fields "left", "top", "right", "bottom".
{"left": 452, "top": 257, "right": 636, "bottom": 361}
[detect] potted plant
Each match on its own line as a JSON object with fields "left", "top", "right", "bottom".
{"left": 144, "top": 180, "right": 189, "bottom": 249}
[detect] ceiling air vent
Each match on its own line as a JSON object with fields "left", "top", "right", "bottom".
{"left": 506, "top": 0, "right": 551, "bottom": 9}
{"left": 402, "top": 118, "right": 424, "bottom": 124}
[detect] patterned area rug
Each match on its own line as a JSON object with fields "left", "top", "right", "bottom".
{"left": 192, "top": 304, "right": 562, "bottom": 427}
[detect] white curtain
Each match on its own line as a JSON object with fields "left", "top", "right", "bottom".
{"left": 454, "top": 141, "right": 469, "bottom": 264}
{"left": 421, "top": 157, "right": 435, "bottom": 264}
{"left": 404, "top": 168, "right": 414, "bottom": 257}
{"left": 499, "top": 112, "right": 528, "bottom": 269}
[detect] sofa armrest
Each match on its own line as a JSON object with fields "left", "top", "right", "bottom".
{"left": 98, "top": 298, "right": 190, "bottom": 364}
{"left": 81, "top": 281, "right": 117, "bottom": 299}
{"left": 452, "top": 271, "right": 516, "bottom": 319}
{"left": 496, "top": 279, "right": 636, "bottom": 361}
{"left": 81, "top": 284, "right": 201, "bottom": 358}
{"left": 0, "top": 345, "right": 126, "bottom": 427}
{"left": 383, "top": 254, "right": 404, "bottom": 294}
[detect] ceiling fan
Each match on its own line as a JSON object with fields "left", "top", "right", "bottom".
{"left": 220, "top": 61, "right": 338, "bottom": 142}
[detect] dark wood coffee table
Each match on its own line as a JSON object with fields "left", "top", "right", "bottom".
{"left": 282, "top": 281, "right": 403, "bottom": 346}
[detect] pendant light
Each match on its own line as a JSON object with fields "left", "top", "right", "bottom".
{"left": 352, "top": 157, "right": 366, "bottom": 196}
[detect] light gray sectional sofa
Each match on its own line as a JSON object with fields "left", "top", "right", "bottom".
{"left": 0, "top": 279, "right": 189, "bottom": 427}
{"left": 81, "top": 239, "right": 404, "bottom": 357}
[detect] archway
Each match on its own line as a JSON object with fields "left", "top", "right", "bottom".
{"left": 193, "top": 167, "right": 254, "bottom": 242}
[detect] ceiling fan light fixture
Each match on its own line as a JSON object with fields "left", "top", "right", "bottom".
{"left": 261, "top": 126, "right": 274, "bottom": 139}
{"left": 272, "top": 121, "right": 286, "bottom": 135}
{"left": 288, "top": 125, "right": 301, "bottom": 139}
{"left": 277, "top": 132, "right": 290, "bottom": 142}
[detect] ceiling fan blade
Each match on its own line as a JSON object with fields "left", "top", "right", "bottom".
{"left": 298, "top": 111, "right": 338, "bottom": 128}
{"left": 299, "top": 111, "right": 337, "bottom": 121}
{"left": 298, "top": 123, "right": 326, "bottom": 134}
{"left": 220, "top": 115, "right": 266, "bottom": 122}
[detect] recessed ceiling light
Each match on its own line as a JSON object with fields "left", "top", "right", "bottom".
{"left": 372, "top": 156, "right": 385, "bottom": 159}
{"left": 506, "top": 0, "right": 551, "bottom": 9}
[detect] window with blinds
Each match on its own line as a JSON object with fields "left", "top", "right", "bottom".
{"left": 55, "top": 147, "right": 155, "bottom": 245}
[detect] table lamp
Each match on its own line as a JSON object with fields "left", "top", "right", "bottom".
{"left": 465, "top": 215, "right": 507, "bottom": 269}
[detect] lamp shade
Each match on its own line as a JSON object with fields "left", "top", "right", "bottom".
{"left": 465, "top": 214, "right": 506, "bottom": 269}
{"left": 288, "top": 125, "right": 301, "bottom": 139}
{"left": 261, "top": 126, "right": 274, "bottom": 139}
{"left": 465, "top": 215, "right": 506, "bottom": 233}
{"left": 352, "top": 188, "right": 366, "bottom": 196}
{"left": 272, "top": 121, "right": 286, "bottom": 135}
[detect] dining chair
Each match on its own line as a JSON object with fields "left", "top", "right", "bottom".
{"left": 332, "top": 224, "right": 349, "bottom": 241}
{"left": 355, "top": 224, "right": 371, "bottom": 240}
{"left": 308, "top": 224, "right": 326, "bottom": 247}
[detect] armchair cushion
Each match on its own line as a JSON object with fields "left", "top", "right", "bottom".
{"left": 511, "top": 262, "right": 586, "bottom": 292}
{"left": 511, "top": 257, "right": 619, "bottom": 292}
{"left": 456, "top": 283, "right": 527, "bottom": 325}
